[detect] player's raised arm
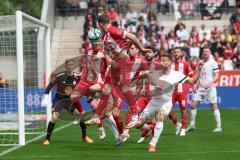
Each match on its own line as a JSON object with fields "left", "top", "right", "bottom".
{"left": 41, "top": 74, "right": 59, "bottom": 107}
{"left": 184, "top": 69, "right": 200, "bottom": 84}
{"left": 125, "top": 32, "right": 153, "bottom": 54}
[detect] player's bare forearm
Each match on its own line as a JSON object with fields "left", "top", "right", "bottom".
{"left": 186, "top": 70, "right": 200, "bottom": 84}
{"left": 126, "top": 33, "right": 145, "bottom": 53}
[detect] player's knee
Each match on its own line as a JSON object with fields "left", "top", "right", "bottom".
{"left": 121, "top": 85, "right": 129, "bottom": 93}
{"left": 211, "top": 103, "right": 218, "bottom": 111}
{"left": 191, "top": 101, "right": 198, "bottom": 109}
{"left": 156, "top": 110, "right": 166, "bottom": 121}
{"left": 102, "top": 86, "right": 111, "bottom": 95}
{"left": 112, "top": 107, "right": 120, "bottom": 116}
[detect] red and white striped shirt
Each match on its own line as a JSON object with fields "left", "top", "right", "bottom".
{"left": 172, "top": 60, "right": 192, "bottom": 93}
{"left": 80, "top": 48, "right": 105, "bottom": 83}
{"left": 103, "top": 25, "right": 131, "bottom": 56}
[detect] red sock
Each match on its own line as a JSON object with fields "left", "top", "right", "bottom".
{"left": 168, "top": 110, "right": 178, "bottom": 125}
{"left": 126, "top": 109, "right": 131, "bottom": 125}
{"left": 73, "top": 98, "right": 84, "bottom": 113}
{"left": 123, "top": 91, "right": 137, "bottom": 115}
{"left": 112, "top": 86, "right": 123, "bottom": 109}
{"left": 113, "top": 115, "right": 124, "bottom": 134}
{"left": 181, "top": 109, "right": 188, "bottom": 129}
{"left": 95, "top": 94, "right": 109, "bottom": 116}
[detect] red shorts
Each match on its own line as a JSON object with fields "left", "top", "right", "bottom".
{"left": 75, "top": 80, "right": 96, "bottom": 96}
{"left": 110, "top": 57, "right": 131, "bottom": 86}
{"left": 136, "top": 96, "right": 151, "bottom": 111}
{"left": 172, "top": 92, "right": 188, "bottom": 110}
{"left": 111, "top": 86, "right": 124, "bottom": 109}
{"left": 104, "top": 68, "right": 112, "bottom": 85}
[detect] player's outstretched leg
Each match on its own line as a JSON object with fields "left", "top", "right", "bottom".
{"left": 186, "top": 101, "right": 198, "bottom": 132}
{"left": 80, "top": 121, "right": 93, "bottom": 143}
{"left": 43, "top": 121, "right": 56, "bottom": 145}
{"left": 168, "top": 110, "right": 181, "bottom": 135}
{"left": 212, "top": 103, "right": 222, "bottom": 132}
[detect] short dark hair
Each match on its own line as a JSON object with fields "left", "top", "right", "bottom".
{"left": 173, "top": 47, "right": 182, "bottom": 51}
{"left": 65, "top": 58, "right": 74, "bottom": 64}
{"left": 145, "top": 45, "right": 156, "bottom": 53}
{"left": 98, "top": 14, "right": 110, "bottom": 24}
{"left": 160, "top": 52, "right": 173, "bottom": 62}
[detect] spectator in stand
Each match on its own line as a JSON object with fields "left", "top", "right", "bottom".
{"left": 187, "top": 26, "right": 200, "bottom": 46}
{"left": 125, "top": 6, "right": 138, "bottom": 27}
{"left": 234, "top": 41, "right": 240, "bottom": 55}
{"left": 137, "top": 16, "right": 148, "bottom": 33}
{"left": 221, "top": 27, "right": 233, "bottom": 43}
{"left": 233, "top": 53, "right": 240, "bottom": 69}
{"left": 106, "top": 0, "right": 119, "bottom": 11}
{"left": 211, "top": 26, "right": 222, "bottom": 39}
{"left": 157, "top": 0, "right": 168, "bottom": 15}
{"left": 158, "top": 26, "right": 168, "bottom": 38}
{"left": 174, "top": 19, "right": 186, "bottom": 36}
{"left": 176, "top": 24, "right": 188, "bottom": 46}
{"left": 182, "top": 42, "right": 190, "bottom": 60}
{"left": 189, "top": 43, "right": 200, "bottom": 59}
{"left": 211, "top": 36, "right": 223, "bottom": 56}
{"left": 168, "top": 0, "right": 175, "bottom": 14}
{"left": 147, "top": 10, "right": 157, "bottom": 24}
{"left": 88, "top": 0, "right": 98, "bottom": 8}
{"left": 118, "top": 0, "right": 128, "bottom": 17}
{"left": 107, "top": 7, "right": 119, "bottom": 26}
{"left": 214, "top": 52, "right": 224, "bottom": 70}
{"left": 149, "top": 22, "right": 160, "bottom": 36}
{"left": 137, "top": 27, "right": 148, "bottom": 45}
{"left": 0, "top": 73, "right": 8, "bottom": 88}
{"left": 199, "top": 24, "right": 211, "bottom": 42}
{"left": 138, "top": 9, "right": 148, "bottom": 26}
{"left": 223, "top": 42, "right": 234, "bottom": 60}
{"left": 159, "top": 36, "right": 168, "bottom": 51}
{"left": 144, "top": 0, "right": 157, "bottom": 12}
{"left": 230, "top": 8, "right": 240, "bottom": 34}
{"left": 148, "top": 31, "right": 160, "bottom": 50}
{"left": 167, "top": 30, "right": 179, "bottom": 49}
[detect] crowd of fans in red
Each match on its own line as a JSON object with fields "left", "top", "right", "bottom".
{"left": 81, "top": 0, "right": 240, "bottom": 70}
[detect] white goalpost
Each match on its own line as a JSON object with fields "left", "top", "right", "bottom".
{"left": 0, "top": 11, "right": 51, "bottom": 146}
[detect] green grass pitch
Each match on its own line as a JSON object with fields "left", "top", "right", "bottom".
{"left": 1, "top": 109, "right": 240, "bottom": 160}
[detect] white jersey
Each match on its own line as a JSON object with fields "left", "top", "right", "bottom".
{"left": 199, "top": 59, "right": 219, "bottom": 88}
{"left": 147, "top": 69, "right": 188, "bottom": 103}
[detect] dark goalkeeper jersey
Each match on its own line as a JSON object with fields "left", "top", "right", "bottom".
{"left": 45, "top": 71, "right": 80, "bottom": 99}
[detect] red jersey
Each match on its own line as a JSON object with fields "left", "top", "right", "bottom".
{"left": 80, "top": 48, "right": 105, "bottom": 83}
{"left": 103, "top": 25, "right": 130, "bottom": 56}
{"left": 172, "top": 60, "right": 192, "bottom": 93}
{"left": 131, "top": 59, "right": 161, "bottom": 97}
{"left": 129, "top": 56, "right": 148, "bottom": 81}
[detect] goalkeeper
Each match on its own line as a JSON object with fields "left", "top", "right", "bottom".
{"left": 41, "top": 58, "right": 93, "bottom": 145}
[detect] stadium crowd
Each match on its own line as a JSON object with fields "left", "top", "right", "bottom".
{"left": 80, "top": 0, "right": 240, "bottom": 70}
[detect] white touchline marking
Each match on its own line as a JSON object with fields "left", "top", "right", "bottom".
{"left": 0, "top": 155, "right": 70, "bottom": 159}
{"left": 0, "top": 123, "right": 73, "bottom": 157}
{"left": 89, "top": 150, "right": 240, "bottom": 156}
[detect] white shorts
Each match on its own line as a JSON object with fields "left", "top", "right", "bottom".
{"left": 139, "top": 97, "right": 172, "bottom": 121}
{"left": 193, "top": 86, "right": 217, "bottom": 104}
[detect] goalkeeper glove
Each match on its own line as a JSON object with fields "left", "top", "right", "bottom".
{"left": 41, "top": 94, "right": 49, "bottom": 107}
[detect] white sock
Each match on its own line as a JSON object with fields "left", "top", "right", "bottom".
{"left": 149, "top": 122, "right": 163, "bottom": 147}
{"left": 105, "top": 115, "right": 119, "bottom": 139}
{"left": 190, "top": 109, "right": 197, "bottom": 126}
{"left": 213, "top": 109, "right": 221, "bottom": 128}
{"left": 98, "top": 127, "right": 104, "bottom": 131}
{"left": 141, "top": 123, "right": 150, "bottom": 131}
{"left": 131, "top": 114, "right": 138, "bottom": 122}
